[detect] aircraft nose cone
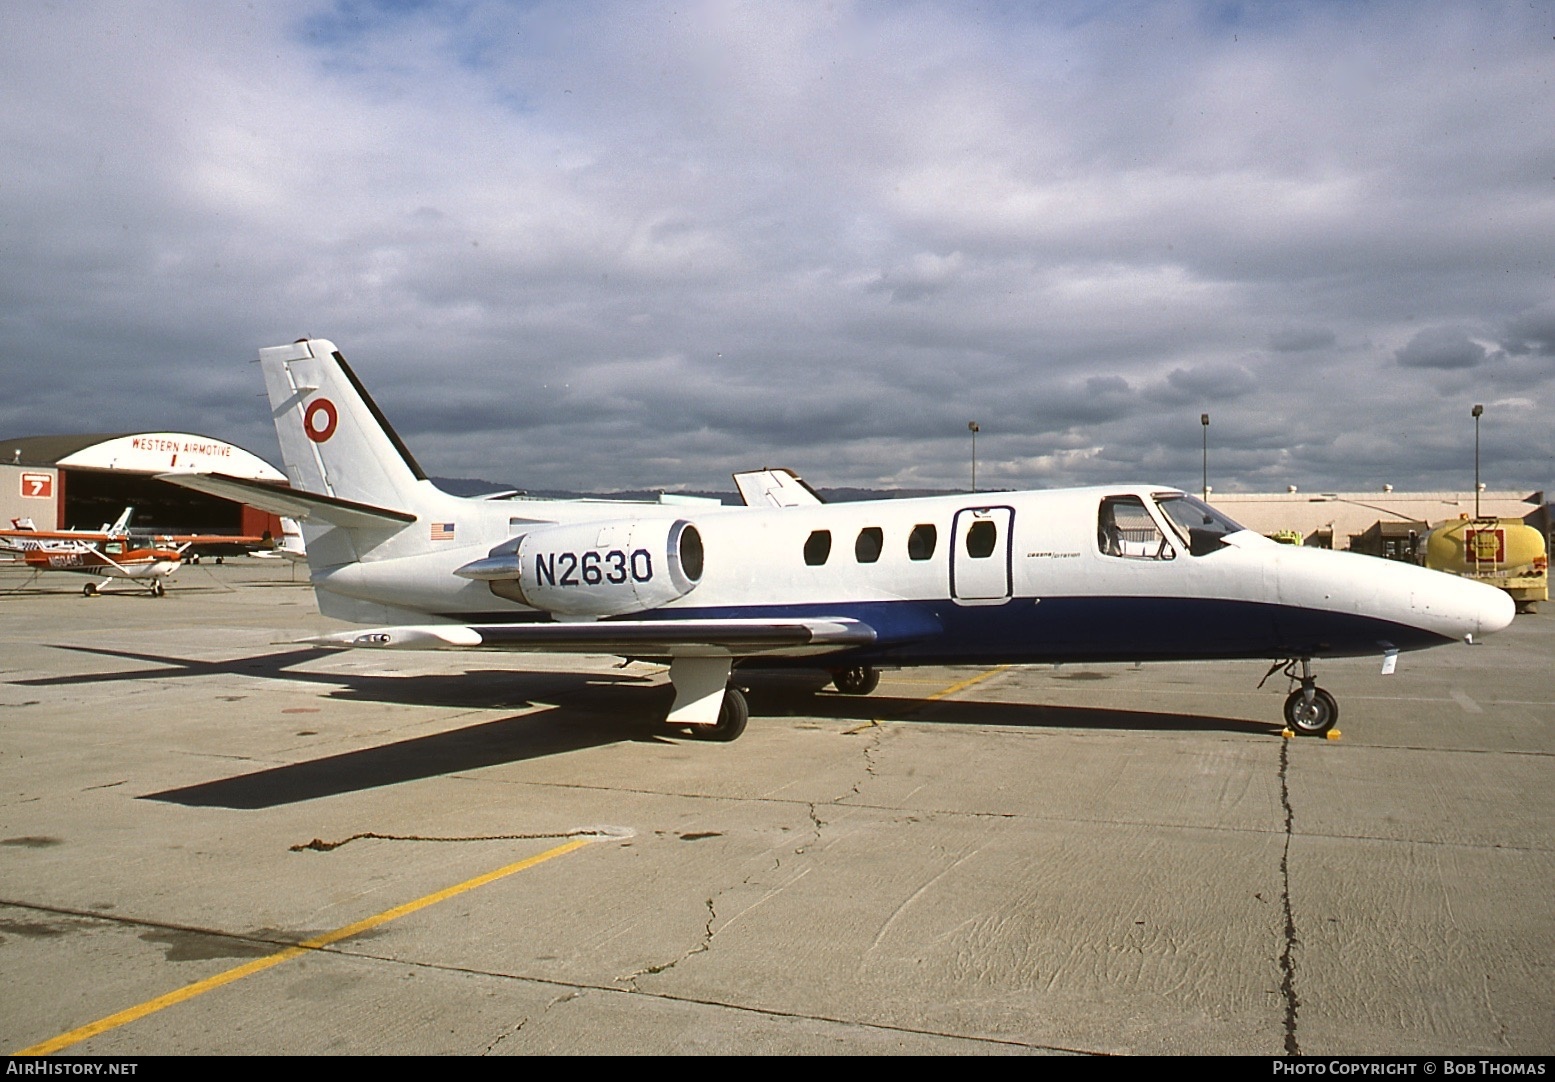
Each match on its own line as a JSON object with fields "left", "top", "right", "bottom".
{"left": 1473, "top": 581, "right": 1516, "bottom": 639}
{"left": 1425, "top": 570, "right": 1516, "bottom": 641}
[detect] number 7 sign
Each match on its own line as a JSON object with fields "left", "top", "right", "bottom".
{"left": 20, "top": 472, "right": 53, "bottom": 498}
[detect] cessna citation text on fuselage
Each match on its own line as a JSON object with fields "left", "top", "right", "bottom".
{"left": 164, "top": 339, "right": 1514, "bottom": 741}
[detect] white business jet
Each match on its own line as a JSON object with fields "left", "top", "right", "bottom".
{"left": 163, "top": 339, "right": 1514, "bottom": 741}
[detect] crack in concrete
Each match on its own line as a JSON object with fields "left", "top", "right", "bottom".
{"left": 482, "top": 1017, "right": 528, "bottom": 1055}
{"left": 290, "top": 826, "right": 631, "bottom": 853}
{"left": 1, "top": 895, "right": 1080, "bottom": 1053}
{"left": 795, "top": 802, "right": 825, "bottom": 857}
{"left": 618, "top": 896, "right": 717, "bottom": 991}
{"left": 483, "top": 996, "right": 584, "bottom": 1056}
{"left": 1278, "top": 738, "right": 1302, "bottom": 1056}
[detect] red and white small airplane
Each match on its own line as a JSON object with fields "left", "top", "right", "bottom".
{"left": 164, "top": 338, "right": 1516, "bottom": 740}
{"left": 3, "top": 508, "right": 265, "bottom": 596}
{"left": 20, "top": 540, "right": 184, "bottom": 597}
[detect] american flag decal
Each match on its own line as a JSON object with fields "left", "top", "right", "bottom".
{"left": 430, "top": 522, "right": 456, "bottom": 541}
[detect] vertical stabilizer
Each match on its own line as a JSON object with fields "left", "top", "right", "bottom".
{"left": 259, "top": 339, "right": 428, "bottom": 511}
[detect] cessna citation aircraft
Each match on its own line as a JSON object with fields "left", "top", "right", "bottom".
{"left": 164, "top": 339, "right": 1515, "bottom": 741}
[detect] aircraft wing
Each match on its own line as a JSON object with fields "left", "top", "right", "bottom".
{"left": 142, "top": 533, "right": 269, "bottom": 550}
{"left": 159, "top": 472, "right": 415, "bottom": 529}
{"left": 0, "top": 528, "right": 110, "bottom": 543}
{"left": 301, "top": 616, "right": 877, "bottom": 658}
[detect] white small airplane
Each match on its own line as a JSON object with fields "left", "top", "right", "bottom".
{"left": 251, "top": 517, "right": 307, "bottom": 563}
{"left": 164, "top": 339, "right": 1515, "bottom": 740}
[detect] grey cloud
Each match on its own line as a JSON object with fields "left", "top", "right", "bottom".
{"left": 2, "top": 2, "right": 1553, "bottom": 495}
{"left": 1159, "top": 364, "right": 1259, "bottom": 404}
{"left": 1269, "top": 326, "right": 1336, "bottom": 353}
{"left": 1395, "top": 326, "right": 1488, "bottom": 370}
{"left": 1503, "top": 302, "right": 1555, "bottom": 357}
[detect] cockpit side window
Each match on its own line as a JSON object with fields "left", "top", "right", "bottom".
{"left": 1154, "top": 494, "right": 1243, "bottom": 557}
{"left": 1097, "top": 496, "right": 1175, "bottom": 560}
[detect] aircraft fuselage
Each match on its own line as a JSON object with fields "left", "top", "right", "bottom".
{"left": 303, "top": 482, "right": 1509, "bottom": 666}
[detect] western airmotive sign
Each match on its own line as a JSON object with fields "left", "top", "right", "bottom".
{"left": 54, "top": 433, "right": 285, "bottom": 480}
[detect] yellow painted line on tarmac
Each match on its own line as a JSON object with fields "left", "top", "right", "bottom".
{"left": 17, "top": 836, "right": 597, "bottom": 1056}
{"left": 924, "top": 665, "right": 1010, "bottom": 703}
{"left": 846, "top": 665, "right": 1012, "bottom": 732}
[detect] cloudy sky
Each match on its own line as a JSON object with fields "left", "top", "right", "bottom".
{"left": 3, "top": 1, "right": 1551, "bottom": 497}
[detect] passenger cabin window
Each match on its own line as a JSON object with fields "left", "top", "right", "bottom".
{"left": 1098, "top": 496, "right": 1174, "bottom": 560}
{"left": 854, "top": 527, "right": 883, "bottom": 563}
{"left": 804, "top": 530, "right": 832, "bottom": 566}
{"left": 907, "top": 524, "right": 937, "bottom": 561}
{"left": 965, "top": 520, "right": 998, "bottom": 558}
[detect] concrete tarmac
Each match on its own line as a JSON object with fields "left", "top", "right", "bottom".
{"left": 1, "top": 558, "right": 1550, "bottom": 1056}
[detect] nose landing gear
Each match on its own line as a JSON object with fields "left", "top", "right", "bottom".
{"left": 1264, "top": 658, "right": 1340, "bottom": 736}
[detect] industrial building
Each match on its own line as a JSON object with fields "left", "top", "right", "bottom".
{"left": 1203, "top": 488, "right": 1549, "bottom": 555}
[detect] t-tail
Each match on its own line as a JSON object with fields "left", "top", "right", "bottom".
{"left": 164, "top": 340, "right": 471, "bottom": 584}
{"left": 259, "top": 338, "right": 491, "bottom": 565}
{"left": 259, "top": 339, "right": 431, "bottom": 513}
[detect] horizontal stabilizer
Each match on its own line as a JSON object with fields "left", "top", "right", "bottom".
{"left": 301, "top": 616, "right": 877, "bottom": 658}
{"left": 158, "top": 472, "right": 416, "bottom": 529}
{"left": 733, "top": 467, "right": 824, "bottom": 508}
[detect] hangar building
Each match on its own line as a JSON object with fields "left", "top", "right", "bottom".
{"left": 1, "top": 432, "right": 285, "bottom": 539}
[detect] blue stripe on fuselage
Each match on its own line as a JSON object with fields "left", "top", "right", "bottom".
{"left": 438, "top": 596, "right": 1453, "bottom": 663}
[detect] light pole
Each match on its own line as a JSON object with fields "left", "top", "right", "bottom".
{"left": 968, "top": 421, "right": 980, "bottom": 493}
{"left": 1201, "top": 413, "right": 1210, "bottom": 502}
{"left": 1472, "top": 403, "right": 1483, "bottom": 518}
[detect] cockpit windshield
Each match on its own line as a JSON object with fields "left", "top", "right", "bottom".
{"left": 1153, "top": 493, "right": 1247, "bottom": 557}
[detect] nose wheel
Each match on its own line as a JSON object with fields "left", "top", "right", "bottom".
{"left": 1283, "top": 684, "right": 1338, "bottom": 735}
{"left": 1273, "top": 657, "right": 1339, "bottom": 736}
{"left": 1261, "top": 657, "right": 1340, "bottom": 736}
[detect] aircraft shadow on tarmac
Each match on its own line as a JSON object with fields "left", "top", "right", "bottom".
{"left": 739, "top": 674, "right": 1281, "bottom": 737}
{"left": 142, "top": 704, "right": 670, "bottom": 809}
{"left": 21, "top": 646, "right": 1276, "bottom": 809}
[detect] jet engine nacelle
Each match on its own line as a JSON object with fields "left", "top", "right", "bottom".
{"left": 457, "top": 518, "right": 704, "bottom": 617}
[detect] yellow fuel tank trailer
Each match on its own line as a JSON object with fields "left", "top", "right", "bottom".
{"left": 1425, "top": 516, "right": 1548, "bottom": 613}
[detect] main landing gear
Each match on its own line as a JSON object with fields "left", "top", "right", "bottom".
{"left": 1267, "top": 657, "right": 1339, "bottom": 736}
{"left": 831, "top": 664, "right": 880, "bottom": 696}
{"left": 82, "top": 579, "right": 165, "bottom": 598}
{"left": 705, "top": 686, "right": 749, "bottom": 742}
{"left": 664, "top": 657, "right": 748, "bottom": 741}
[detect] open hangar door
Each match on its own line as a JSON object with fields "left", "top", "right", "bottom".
{"left": 63, "top": 469, "right": 258, "bottom": 535}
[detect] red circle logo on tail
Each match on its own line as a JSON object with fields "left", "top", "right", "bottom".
{"left": 304, "top": 398, "right": 338, "bottom": 443}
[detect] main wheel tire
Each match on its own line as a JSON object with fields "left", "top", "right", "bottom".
{"left": 83, "top": 583, "right": 98, "bottom": 597}
{"left": 832, "top": 665, "right": 880, "bottom": 696}
{"left": 1284, "top": 686, "right": 1338, "bottom": 735}
{"left": 699, "top": 687, "right": 749, "bottom": 742}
